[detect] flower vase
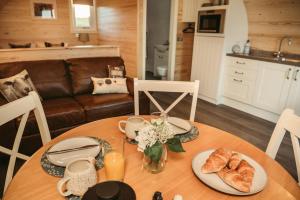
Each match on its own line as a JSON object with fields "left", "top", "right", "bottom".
{"left": 143, "top": 145, "right": 167, "bottom": 174}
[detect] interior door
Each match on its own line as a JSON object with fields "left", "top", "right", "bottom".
{"left": 253, "top": 62, "right": 293, "bottom": 114}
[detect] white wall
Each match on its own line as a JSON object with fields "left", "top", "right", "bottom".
{"left": 146, "top": 0, "right": 171, "bottom": 72}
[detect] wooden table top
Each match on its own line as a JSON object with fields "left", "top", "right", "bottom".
{"left": 3, "top": 116, "right": 300, "bottom": 200}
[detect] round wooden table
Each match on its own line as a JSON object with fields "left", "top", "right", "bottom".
{"left": 3, "top": 116, "right": 300, "bottom": 200}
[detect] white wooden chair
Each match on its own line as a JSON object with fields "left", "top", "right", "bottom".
{"left": 266, "top": 109, "right": 300, "bottom": 186}
{"left": 0, "top": 91, "right": 51, "bottom": 192}
{"left": 134, "top": 78, "right": 200, "bottom": 122}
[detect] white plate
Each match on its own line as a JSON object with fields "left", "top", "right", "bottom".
{"left": 167, "top": 117, "right": 192, "bottom": 135}
{"left": 192, "top": 149, "right": 268, "bottom": 195}
{"left": 46, "top": 137, "right": 100, "bottom": 167}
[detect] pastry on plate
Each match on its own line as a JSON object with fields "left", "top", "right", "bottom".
{"left": 217, "top": 167, "right": 251, "bottom": 193}
{"left": 201, "top": 148, "right": 232, "bottom": 173}
{"left": 237, "top": 160, "right": 255, "bottom": 184}
{"left": 228, "top": 153, "right": 242, "bottom": 170}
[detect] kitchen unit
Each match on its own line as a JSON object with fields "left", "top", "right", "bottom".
{"left": 190, "top": 0, "right": 300, "bottom": 122}
{"left": 223, "top": 56, "right": 300, "bottom": 122}
{"left": 191, "top": 0, "right": 248, "bottom": 104}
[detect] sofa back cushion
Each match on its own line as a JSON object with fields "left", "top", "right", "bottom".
{"left": 66, "top": 57, "right": 125, "bottom": 95}
{"left": 0, "top": 60, "right": 72, "bottom": 99}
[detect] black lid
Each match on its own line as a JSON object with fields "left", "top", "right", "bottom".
{"left": 153, "top": 191, "right": 163, "bottom": 200}
{"left": 82, "top": 181, "right": 136, "bottom": 200}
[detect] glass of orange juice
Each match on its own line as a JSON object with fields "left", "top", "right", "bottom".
{"left": 104, "top": 137, "right": 125, "bottom": 181}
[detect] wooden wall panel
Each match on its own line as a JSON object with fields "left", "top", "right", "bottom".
{"left": 174, "top": 0, "right": 194, "bottom": 81}
{"left": 244, "top": 0, "right": 300, "bottom": 54}
{"left": 0, "top": 0, "right": 8, "bottom": 10}
{"left": 96, "top": 0, "right": 138, "bottom": 77}
{"left": 0, "top": 0, "right": 98, "bottom": 49}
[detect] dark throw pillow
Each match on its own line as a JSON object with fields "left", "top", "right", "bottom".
{"left": 9, "top": 43, "right": 31, "bottom": 48}
{"left": 45, "top": 42, "right": 65, "bottom": 47}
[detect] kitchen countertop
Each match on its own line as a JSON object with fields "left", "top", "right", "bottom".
{"left": 227, "top": 52, "right": 300, "bottom": 67}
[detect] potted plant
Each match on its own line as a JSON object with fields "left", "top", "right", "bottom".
{"left": 135, "top": 117, "right": 185, "bottom": 173}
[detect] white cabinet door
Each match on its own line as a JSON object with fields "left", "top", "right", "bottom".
{"left": 191, "top": 36, "right": 224, "bottom": 101}
{"left": 253, "top": 62, "right": 293, "bottom": 114}
{"left": 223, "top": 76, "right": 254, "bottom": 104}
{"left": 287, "top": 68, "right": 300, "bottom": 115}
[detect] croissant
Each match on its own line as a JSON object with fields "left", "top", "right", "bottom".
{"left": 217, "top": 167, "right": 251, "bottom": 193}
{"left": 201, "top": 148, "right": 232, "bottom": 173}
{"left": 228, "top": 153, "right": 242, "bottom": 170}
{"left": 237, "top": 160, "right": 255, "bottom": 184}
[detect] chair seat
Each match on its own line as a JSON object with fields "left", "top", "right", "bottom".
{"left": 20, "top": 97, "right": 85, "bottom": 135}
{"left": 75, "top": 94, "right": 134, "bottom": 122}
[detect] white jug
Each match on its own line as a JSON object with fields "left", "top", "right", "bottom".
{"left": 57, "top": 157, "right": 97, "bottom": 196}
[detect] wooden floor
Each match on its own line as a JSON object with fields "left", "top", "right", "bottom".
{"left": 151, "top": 92, "right": 297, "bottom": 181}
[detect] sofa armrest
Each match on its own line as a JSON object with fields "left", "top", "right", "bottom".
{"left": 126, "top": 76, "right": 134, "bottom": 96}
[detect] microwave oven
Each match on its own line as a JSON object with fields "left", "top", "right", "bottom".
{"left": 197, "top": 9, "right": 226, "bottom": 33}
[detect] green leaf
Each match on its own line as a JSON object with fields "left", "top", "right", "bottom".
{"left": 144, "top": 142, "right": 163, "bottom": 163}
{"left": 166, "top": 138, "right": 185, "bottom": 152}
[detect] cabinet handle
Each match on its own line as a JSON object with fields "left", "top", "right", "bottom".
{"left": 293, "top": 69, "right": 299, "bottom": 81}
{"left": 235, "top": 71, "right": 244, "bottom": 75}
{"left": 233, "top": 78, "right": 243, "bottom": 83}
{"left": 236, "top": 61, "right": 246, "bottom": 65}
{"left": 286, "top": 68, "right": 292, "bottom": 80}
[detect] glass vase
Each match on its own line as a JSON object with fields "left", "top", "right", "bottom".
{"left": 143, "top": 145, "right": 167, "bottom": 174}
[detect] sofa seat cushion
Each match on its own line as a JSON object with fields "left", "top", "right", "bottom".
{"left": 21, "top": 97, "right": 85, "bottom": 136}
{"left": 75, "top": 94, "right": 134, "bottom": 122}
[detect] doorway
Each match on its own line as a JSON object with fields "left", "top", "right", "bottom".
{"left": 138, "top": 0, "right": 178, "bottom": 80}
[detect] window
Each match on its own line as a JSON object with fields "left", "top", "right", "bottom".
{"left": 70, "top": 0, "right": 97, "bottom": 33}
{"left": 31, "top": 0, "right": 57, "bottom": 20}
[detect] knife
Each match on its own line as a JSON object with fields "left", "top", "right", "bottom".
{"left": 47, "top": 144, "right": 100, "bottom": 155}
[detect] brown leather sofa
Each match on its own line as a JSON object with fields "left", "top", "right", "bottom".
{"left": 0, "top": 57, "right": 149, "bottom": 155}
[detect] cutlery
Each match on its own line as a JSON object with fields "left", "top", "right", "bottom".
{"left": 47, "top": 144, "right": 100, "bottom": 155}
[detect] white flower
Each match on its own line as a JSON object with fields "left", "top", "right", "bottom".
{"left": 135, "top": 118, "right": 176, "bottom": 152}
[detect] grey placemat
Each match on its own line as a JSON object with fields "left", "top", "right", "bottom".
{"left": 175, "top": 125, "right": 199, "bottom": 143}
{"left": 40, "top": 137, "right": 111, "bottom": 178}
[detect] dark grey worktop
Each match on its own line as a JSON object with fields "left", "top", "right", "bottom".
{"left": 227, "top": 50, "right": 300, "bottom": 67}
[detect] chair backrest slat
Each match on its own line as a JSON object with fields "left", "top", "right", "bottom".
{"left": 134, "top": 78, "right": 199, "bottom": 122}
{"left": 0, "top": 96, "right": 35, "bottom": 126}
{"left": 266, "top": 109, "right": 300, "bottom": 186}
{"left": 0, "top": 91, "right": 51, "bottom": 192}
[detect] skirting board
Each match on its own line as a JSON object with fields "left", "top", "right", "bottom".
{"left": 221, "top": 97, "right": 279, "bottom": 123}
{"left": 197, "top": 94, "right": 219, "bottom": 105}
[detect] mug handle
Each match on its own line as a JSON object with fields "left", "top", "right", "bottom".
{"left": 87, "top": 157, "right": 96, "bottom": 165}
{"left": 118, "top": 120, "right": 127, "bottom": 133}
{"left": 57, "top": 177, "right": 72, "bottom": 197}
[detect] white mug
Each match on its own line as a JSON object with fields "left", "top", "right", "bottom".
{"left": 57, "top": 157, "right": 97, "bottom": 197}
{"left": 118, "top": 116, "right": 149, "bottom": 139}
